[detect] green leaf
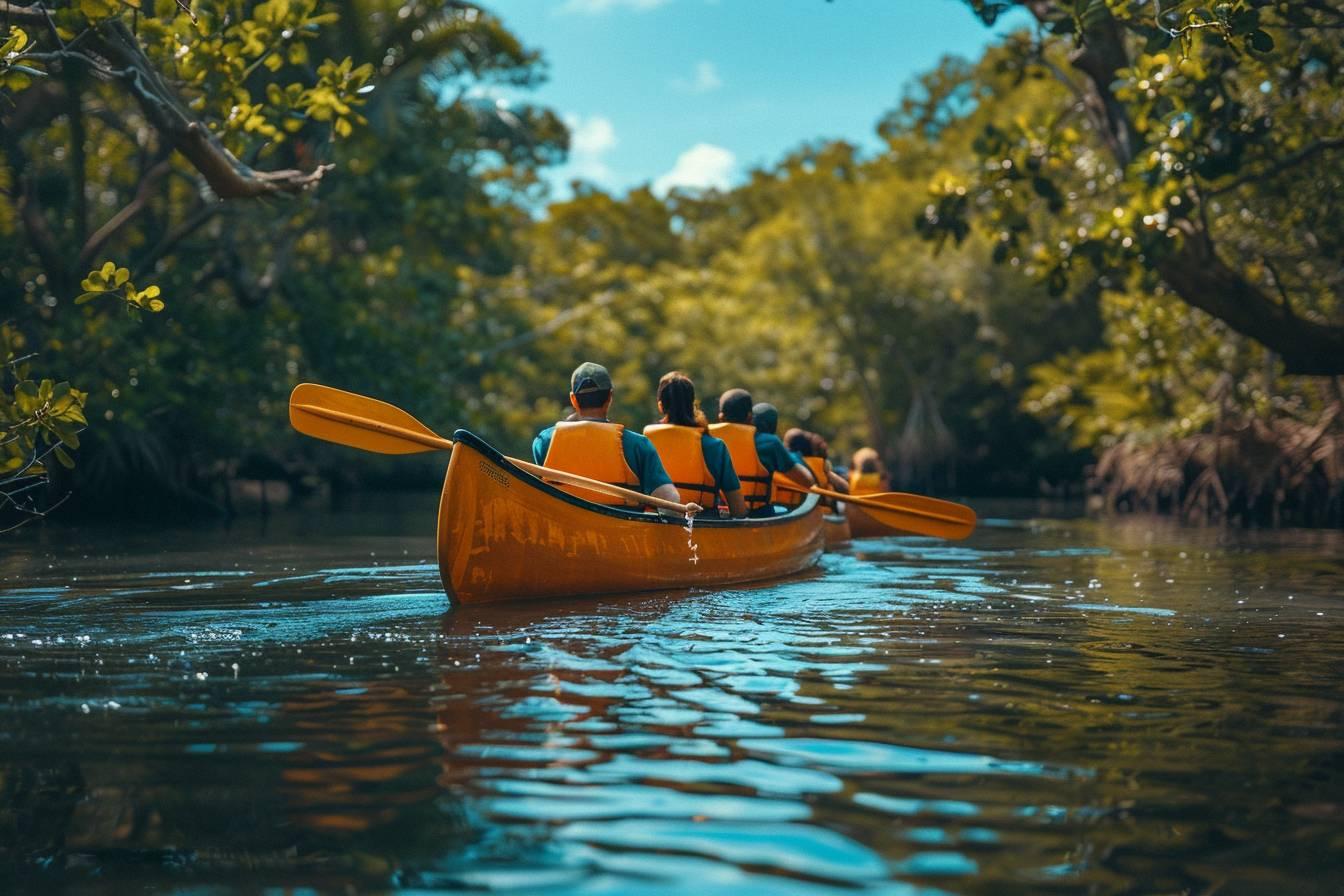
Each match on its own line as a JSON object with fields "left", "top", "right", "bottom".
{"left": 75, "top": 292, "right": 101, "bottom": 304}
{"left": 53, "top": 445, "right": 75, "bottom": 469}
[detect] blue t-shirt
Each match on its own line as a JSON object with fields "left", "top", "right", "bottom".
{"left": 700, "top": 433, "right": 741, "bottom": 494}
{"left": 533, "top": 424, "right": 674, "bottom": 495}
{"left": 754, "top": 432, "right": 802, "bottom": 476}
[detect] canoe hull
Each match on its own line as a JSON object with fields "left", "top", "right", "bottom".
{"left": 845, "top": 502, "right": 891, "bottom": 539}
{"left": 823, "top": 512, "right": 851, "bottom": 548}
{"left": 436, "top": 432, "right": 826, "bottom": 606}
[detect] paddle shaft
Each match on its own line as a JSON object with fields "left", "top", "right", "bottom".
{"left": 291, "top": 402, "right": 695, "bottom": 515}
{"left": 774, "top": 478, "right": 968, "bottom": 527}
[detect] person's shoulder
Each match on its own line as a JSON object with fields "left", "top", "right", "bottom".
{"left": 700, "top": 431, "right": 727, "bottom": 448}
{"left": 755, "top": 431, "right": 785, "bottom": 448}
{"left": 535, "top": 424, "right": 558, "bottom": 439}
{"left": 623, "top": 428, "right": 657, "bottom": 450}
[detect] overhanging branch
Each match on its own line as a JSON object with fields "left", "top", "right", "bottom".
{"left": 2, "top": 4, "right": 334, "bottom": 199}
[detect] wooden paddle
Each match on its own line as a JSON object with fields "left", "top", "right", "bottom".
{"left": 288, "top": 383, "right": 698, "bottom": 515}
{"left": 774, "top": 478, "right": 976, "bottom": 540}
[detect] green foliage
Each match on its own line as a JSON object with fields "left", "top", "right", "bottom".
{"left": 3, "top": 0, "right": 568, "bottom": 513}
{"left": 76, "top": 262, "right": 166, "bottom": 313}
{"left": 937, "top": 0, "right": 1344, "bottom": 375}
{"left": 1, "top": 325, "right": 88, "bottom": 527}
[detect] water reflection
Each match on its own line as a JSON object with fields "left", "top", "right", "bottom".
{"left": 1, "top": 507, "right": 1343, "bottom": 893}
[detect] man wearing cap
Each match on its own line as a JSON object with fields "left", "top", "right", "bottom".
{"left": 532, "top": 362, "right": 691, "bottom": 511}
{"left": 709, "top": 389, "right": 815, "bottom": 516}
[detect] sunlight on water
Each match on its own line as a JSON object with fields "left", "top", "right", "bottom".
{"left": 1, "top": 506, "right": 1342, "bottom": 893}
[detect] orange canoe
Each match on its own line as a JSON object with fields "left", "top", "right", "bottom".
{"left": 845, "top": 502, "right": 893, "bottom": 539}
{"left": 436, "top": 431, "right": 827, "bottom": 606}
{"left": 823, "top": 512, "right": 851, "bottom": 547}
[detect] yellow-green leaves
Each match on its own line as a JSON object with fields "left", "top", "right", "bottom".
{"left": 0, "top": 25, "right": 37, "bottom": 89}
{"left": 77, "top": 261, "right": 167, "bottom": 313}
{"left": 304, "top": 57, "right": 373, "bottom": 138}
{"left": 3, "top": 324, "right": 89, "bottom": 480}
{"left": 1, "top": 25, "right": 28, "bottom": 60}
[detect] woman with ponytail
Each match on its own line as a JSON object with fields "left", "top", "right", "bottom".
{"left": 643, "top": 372, "right": 748, "bottom": 518}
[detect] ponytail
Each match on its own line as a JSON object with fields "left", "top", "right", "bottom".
{"left": 657, "top": 371, "right": 707, "bottom": 429}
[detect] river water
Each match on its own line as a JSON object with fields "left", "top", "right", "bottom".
{"left": 2, "top": 496, "right": 1342, "bottom": 894}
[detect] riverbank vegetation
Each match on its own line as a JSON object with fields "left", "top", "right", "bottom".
{"left": 3, "top": 0, "right": 1342, "bottom": 526}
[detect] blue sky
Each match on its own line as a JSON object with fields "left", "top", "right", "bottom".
{"left": 482, "top": 0, "right": 1028, "bottom": 199}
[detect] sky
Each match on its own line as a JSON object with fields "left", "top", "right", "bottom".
{"left": 482, "top": 0, "right": 1029, "bottom": 200}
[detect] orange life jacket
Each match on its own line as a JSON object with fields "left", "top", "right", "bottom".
{"left": 776, "top": 456, "right": 828, "bottom": 509}
{"left": 850, "top": 470, "right": 884, "bottom": 496}
{"left": 542, "top": 420, "right": 640, "bottom": 506}
{"left": 707, "top": 422, "right": 772, "bottom": 512}
{"left": 642, "top": 424, "right": 717, "bottom": 506}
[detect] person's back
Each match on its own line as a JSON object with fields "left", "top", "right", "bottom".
{"left": 778, "top": 427, "right": 848, "bottom": 507}
{"left": 710, "top": 389, "right": 814, "bottom": 516}
{"left": 539, "top": 419, "right": 640, "bottom": 505}
{"left": 532, "top": 362, "right": 686, "bottom": 510}
{"left": 645, "top": 373, "right": 747, "bottom": 517}
{"left": 849, "top": 446, "right": 888, "bottom": 495}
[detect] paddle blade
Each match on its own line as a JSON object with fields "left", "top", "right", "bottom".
{"left": 289, "top": 383, "right": 444, "bottom": 455}
{"left": 848, "top": 492, "right": 977, "bottom": 541}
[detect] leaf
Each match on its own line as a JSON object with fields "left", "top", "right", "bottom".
{"left": 53, "top": 445, "right": 75, "bottom": 469}
{"left": 114, "top": 267, "right": 130, "bottom": 287}
{"left": 99, "top": 260, "right": 116, "bottom": 279}
{"left": 75, "top": 292, "right": 102, "bottom": 304}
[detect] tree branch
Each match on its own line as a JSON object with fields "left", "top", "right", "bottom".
{"left": 1209, "top": 137, "right": 1344, "bottom": 196}
{"left": 78, "top": 156, "right": 172, "bottom": 268}
{"left": 88, "top": 21, "right": 334, "bottom": 199}
{"left": 2, "top": 6, "right": 336, "bottom": 199}
{"left": 1157, "top": 227, "right": 1344, "bottom": 376}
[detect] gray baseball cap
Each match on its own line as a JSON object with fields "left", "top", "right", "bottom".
{"left": 570, "top": 361, "right": 613, "bottom": 395}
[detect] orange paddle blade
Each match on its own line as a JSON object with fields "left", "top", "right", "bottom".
{"left": 846, "top": 490, "right": 976, "bottom": 540}
{"left": 776, "top": 480, "right": 976, "bottom": 540}
{"left": 289, "top": 383, "right": 451, "bottom": 454}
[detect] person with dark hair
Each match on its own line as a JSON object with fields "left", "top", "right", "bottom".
{"left": 643, "top": 372, "right": 747, "bottom": 518}
{"left": 709, "top": 388, "right": 814, "bottom": 515}
{"left": 532, "top": 362, "right": 691, "bottom": 511}
{"left": 752, "top": 402, "right": 780, "bottom": 437}
{"left": 784, "top": 427, "right": 851, "bottom": 494}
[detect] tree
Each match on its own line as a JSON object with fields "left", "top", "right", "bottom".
{"left": 927, "top": 0, "right": 1344, "bottom": 375}
{"left": 1, "top": 1, "right": 566, "bottom": 515}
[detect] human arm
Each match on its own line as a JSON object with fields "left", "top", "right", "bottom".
{"left": 785, "top": 462, "right": 816, "bottom": 488}
{"left": 827, "top": 469, "right": 849, "bottom": 493}
{"left": 652, "top": 483, "right": 701, "bottom": 515}
{"left": 531, "top": 432, "right": 549, "bottom": 465}
{"left": 722, "top": 488, "right": 748, "bottom": 518}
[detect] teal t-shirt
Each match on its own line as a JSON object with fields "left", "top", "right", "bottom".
{"left": 700, "top": 433, "right": 741, "bottom": 494}
{"left": 532, "top": 424, "right": 673, "bottom": 495}
{"left": 753, "top": 432, "right": 802, "bottom": 476}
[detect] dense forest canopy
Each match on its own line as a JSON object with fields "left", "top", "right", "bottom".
{"left": 2, "top": 0, "right": 1341, "bottom": 526}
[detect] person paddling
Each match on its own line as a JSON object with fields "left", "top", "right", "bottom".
{"left": 849, "top": 446, "right": 890, "bottom": 495}
{"left": 644, "top": 372, "right": 748, "bottom": 518}
{"left": 709, "top": 389, "right": 815, "bottom": 516}
{"left": 533, "top": 362, "right": 695, "bottom": 512}
{"left": 784, "top": 428, "right": 851, "bottom": 494}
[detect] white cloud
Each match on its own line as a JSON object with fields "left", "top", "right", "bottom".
{"left": 564, "top": 114, "right": 619, "bottom": 184}
{"left": 559, "top": 0, "right": 670, "bottom": 14}
{"left": 671, "top": 60, "right": 722, "bottom": 94}
{"left": 653, "top": 143, "right": 736, "bottom": 195}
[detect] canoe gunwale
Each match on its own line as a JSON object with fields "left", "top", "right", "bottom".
{"left": 450, "top": 428, "right": 823, "bottom": 527}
